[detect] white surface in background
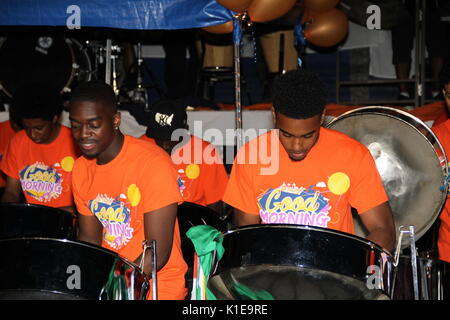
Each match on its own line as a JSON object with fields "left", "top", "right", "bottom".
{"left": 1, "top": 110, "right": 337, "bottom": 146}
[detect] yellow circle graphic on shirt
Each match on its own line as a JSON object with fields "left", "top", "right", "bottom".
{"left": 327, "top": 172, "right": 350, "bottom": 195}
{"left": 185, "top": 164, "right": 200, "bottom": 180}
{"left": 127, "top": 184, "right": 141, "bottom": 207}
{"left": 61, "top": 156, "right": 75, "bottom": 172}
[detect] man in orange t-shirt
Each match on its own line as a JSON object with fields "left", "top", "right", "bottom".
{"left": 0, "top": 113, "right": 21, "bottom": 193}
{"left": 433, "top": 65, "right": 450, "bottom": 126}
{"left": 432, "top": 119, "right": 450, "bottom": 263}
{"left": 142, "top": 100, "right": 228, "bottom": 213}
{"left": 432, "top": 69, "right": 450, "bottom": 263}
{"left": 68, "top": 81, "right": 187, "bottom": 300}
{"left": 223, "top": 70, "right": 396, "bottom": 252}
{"left": 0, "top": 85, "right": 79, "bottom": 213}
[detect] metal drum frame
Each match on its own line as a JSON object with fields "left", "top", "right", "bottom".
{"left": 392, "top": 255, "right": 450, "bottom": 300}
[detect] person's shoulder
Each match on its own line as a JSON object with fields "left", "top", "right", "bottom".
{"left": 320, "top": 127, "right": 371, "bottom": 159}
{"left": 72, "top": 155, "right": 92, "bottom": 181}
{"left": 240, "top": 130, "right": 273, "bottom": 150}
{"left": 232, "top": 130, "right": 274, "bottom": 167}
{"left": 125, "top": 135, "right": 170, "bottom": 160}
{"left": 191, "top": 135, "right": 217, "bottom": 149}
{"left": 59, "top": 124, "right": 72, "bottom": 135}
{"left": 8, "top": 129, "right": 27, "bottom": 144}
{"left": 56, "top": 125, "right": 74, "bottom": 140}
{"left": 321, "top": 127, "right": 367, "bottom": 149}
{"left": 433, "top": 118, "right": 450, "bottom": 135}
{"left": 0, "top": 120, "right": 10, "bottom": 130}
{"left": 139, "top": 134, "right": 155, "bottom": 144}
{"left": 73, "top": 154, "right": 91, "bottom": 168}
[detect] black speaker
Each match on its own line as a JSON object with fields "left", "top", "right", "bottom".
{"left": 339, "top": 0, "right": 411, "bottom": 29}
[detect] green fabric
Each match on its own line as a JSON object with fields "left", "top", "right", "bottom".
{"left": 234, "top": 282, "right": 274, "bottom": 300}
{"left": 100, "top": 258, "right": 129, "bottom": 300}
{"left": 186, "top": 225, "right": 225, "bottom": 300}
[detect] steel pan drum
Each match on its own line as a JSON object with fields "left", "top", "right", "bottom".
{"left": 0, "top": 238, "right": 149, "bottom": 300}
{"left": 208, "top": 225, "right": 392, "bottom": 300}
{"left": 0, "top": 203, "right": 75, "bottom": 240}
{"left": 392, "top": 255, "right": 450, "bottom": 300}
{"left": 327, "top": 107, "right": 447, "bottom": 248}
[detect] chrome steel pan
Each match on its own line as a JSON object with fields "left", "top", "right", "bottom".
{"left": 327, "top": 106, "right": 447, "bottom": 248}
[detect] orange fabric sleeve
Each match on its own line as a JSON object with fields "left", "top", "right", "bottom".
{"left": 0, "top": 133, "right": 20, "bottom": 180}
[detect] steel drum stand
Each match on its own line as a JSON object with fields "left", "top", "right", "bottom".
{"left": 118, "top": 42, "right": 164, "bottom": 110}
{"left": 130, "top": 42, "right": 150, "bottom": 110}
{"left": 103, "top": 39, "right": 123, "bottom": 96}
{"left": 393, "top": 225, "right": 420, "bottom": 300}
{"left": 141, "top": 239, "right": 158, "bottom": 300}
{"left": 105, "top": 39, "right": 112, "bottom": 85}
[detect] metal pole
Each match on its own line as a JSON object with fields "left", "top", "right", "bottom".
{"left": 105, "top": 38, "right": 112, "bottom": 85}
{"left": 233, "top": 18, "right": 243, "bottom": 151}
{"left": 151, "top": 240, "right": 158, "bottom": 300}
{"left": 234, "top": 42, "right": 243, "bottom": 151}
{"left": 420, "top": 0, "right": 426, "bottom": 107}
{"left": 409, "top": 226, "right": 419, "bottom": 300}
{"left": 336, "top": 47, "right": 341, "bottom": 104}
{"left": 414, "top": 0, "right": 426, "bottom": 107}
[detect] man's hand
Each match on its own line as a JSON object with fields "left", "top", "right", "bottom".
{"left": 136, "top": 202, "right": 178, "bottom": 277}
{"left": 233, "top": 208, "right": 261, "bottom": 227}
{"left": 59, "top": 205, "right": 77, "bottom": 215}
{"left": 207, "top": 201, "right": 223, "bottom": 216}
{"left": 1, "top": 176, "right": 22, "bottom": 203}
{"left": 77, "top": 214, "right": 103, "bottom": 246}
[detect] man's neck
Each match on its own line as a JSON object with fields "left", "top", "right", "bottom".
{"left": 43, "top": 123, "right": 61, "bottom": 145}
{"left": 97, "top": 132, "right": 125, "bottom": 165}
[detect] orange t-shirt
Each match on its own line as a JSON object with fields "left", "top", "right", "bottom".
{"left": 433, "top": 110, "right": 449, "bottom": 127}
{"left": 1, "top": 126, "right": 78, "bottom": 208}
{"left": 0, "top": 120, "right": 17, "bottom": 187}
{"left": 223, "top": 128, "right": 389, "bottom": 234}
{"left": 141, "top": 135, "right": 228, "bottom": 206}
{"left": 432, "top": 119, "right": 450, "bottom": 263}
{"left": 72, "top": 135, "right": 187, "bottom": 300}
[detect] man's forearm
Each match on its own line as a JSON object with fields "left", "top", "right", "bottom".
{"left": 59, "top": 205, "right": 76, "bottom": 215}
{"left": 1, "top": 190, "right": 21, "bottom": 203}
{"left": 77, "top": 232, "right": 102, "bottom": 246}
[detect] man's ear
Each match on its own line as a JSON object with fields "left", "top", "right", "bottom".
{"left": 113, "top": 111, "right": 121, "bottom": 129}
{"left": 320, "top": 111, "right": 326, "bottom": 126}
{"left": 271, "top": 107, "right": 276, "bottom": 127}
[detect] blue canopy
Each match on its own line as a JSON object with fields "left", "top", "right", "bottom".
{"left": 0, "top": 0, "right": 234, "bottom": 30}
